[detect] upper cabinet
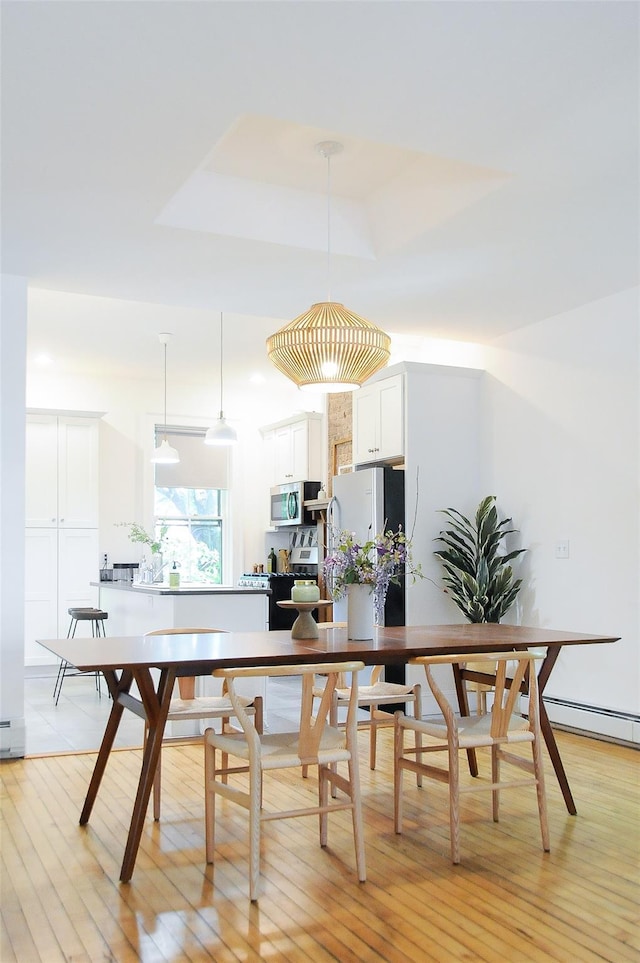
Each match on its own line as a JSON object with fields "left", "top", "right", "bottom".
{"left": 261, "top": 413, "right": 323, "bottom": 486}
{"left": 353, "top": 372, "right": 404, "bottom": 466}
{"left": 26, "top": 413, "right": 100, "bottom": 528}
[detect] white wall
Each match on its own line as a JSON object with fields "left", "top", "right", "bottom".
{"left": 0, "top": 275, "right": 27, "bottom": 756}
{"left": 484, "top": 288, "right": 639, "bottom": 721}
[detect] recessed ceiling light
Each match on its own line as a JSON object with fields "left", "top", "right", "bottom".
{"left": 34, "top": 353, "right": 53, "bottom": 366}
{"left": 249, "top": 373, "right": 266, "bottom": 385}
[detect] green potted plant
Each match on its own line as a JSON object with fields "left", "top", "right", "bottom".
{"left": 119, "top": 522, "right": 168, "bottom": 582}
{"left": 433, "top": 495, "right": 525, "bottom": 623}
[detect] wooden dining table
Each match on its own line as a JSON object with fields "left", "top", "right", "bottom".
{"left": 38, "top": 622, "right": 618, "bottom": 883}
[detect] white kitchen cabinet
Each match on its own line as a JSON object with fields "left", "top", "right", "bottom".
{"left": 261, "top": 413, "right": 323, "bottom": 485}
{"left": 24, "top": 411, "right": 101, "bottom": 665}
{"left": 353, "top": 372, "right": 404, "bottom": 465}
{"left": 24, "top": 527, "right": 99, "bottom": 664}
{"left": 26, "top": 413, "right": 99, "bottom": 527}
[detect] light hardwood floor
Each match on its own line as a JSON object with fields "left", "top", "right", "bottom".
{"left": 1, "top": 725, "right": 638, "bottom": 962}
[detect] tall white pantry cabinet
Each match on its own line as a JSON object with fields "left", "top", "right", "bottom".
{"left": 24, "top": 412, "right": 101, "bottom": 665}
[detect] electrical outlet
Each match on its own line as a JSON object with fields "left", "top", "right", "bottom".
{"left": 555, "top": 540, "right": 570, "bottom": 559}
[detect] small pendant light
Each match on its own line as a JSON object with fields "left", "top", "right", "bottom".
{"left": 151, "top": 332, "right": 180, "bottom": 464}
{"left": 205, "top": 312, "right": 238, "bottom": 446}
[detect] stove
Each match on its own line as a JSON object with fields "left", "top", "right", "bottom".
{"left": 237, "top": 571, "right": 319, "bottom": 629}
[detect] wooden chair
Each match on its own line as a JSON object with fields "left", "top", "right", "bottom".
{"left": 204, "top": 661, "right": 367, "bottom": 901}
{"left": 143, "top": 628, "right": 264, "bottom": 820}
{"left": 394, "top": 650, "right": 550, "bottom": 864}
{"left": 309, "top": 665, "right": 422, "bottom": 790}
{"left": 460, "top": 648, "right": 548, "bottom": 716}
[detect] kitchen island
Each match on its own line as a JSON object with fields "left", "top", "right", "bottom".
{"left": 94, "top": 582, "right": 271, "bottom": 730}
{"left": 94, "top": 581, "right": 269, "bottom": 636}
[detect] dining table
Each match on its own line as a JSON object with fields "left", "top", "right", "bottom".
{"left": 38, "top": 622, "right": 618, "bottom": 883}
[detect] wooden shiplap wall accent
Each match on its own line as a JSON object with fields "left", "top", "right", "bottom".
{"left": 2, "top": 729, "right": 639, "bottom": 962}
{"left": 327, "top": 391, "right": 352, "bottom": 495}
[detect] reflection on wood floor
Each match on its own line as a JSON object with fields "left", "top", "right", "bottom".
{"left": 2, "top": 724, "right": 638, "bottom": 962}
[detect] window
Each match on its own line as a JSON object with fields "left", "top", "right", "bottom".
{"left": 154, "top": 428, "right": 230, "bottom": 585}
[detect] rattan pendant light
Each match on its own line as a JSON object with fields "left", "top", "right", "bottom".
{"left": 267, "top": 142, "right": 390, "bottom": 392}
{"left": 151, "top": 332, "right": 180, "bottom": 464}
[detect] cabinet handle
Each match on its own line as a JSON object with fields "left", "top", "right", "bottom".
{"left": 51, "top": 517, "right": 56, "bottom": 523}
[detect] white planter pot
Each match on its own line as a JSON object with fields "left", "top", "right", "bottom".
{"left": 347, "top": 584, "right": 375, "bottom": 640}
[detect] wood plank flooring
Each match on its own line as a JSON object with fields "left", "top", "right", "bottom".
{"left": 1, "top": 729, "right": 638, "bottom": 962}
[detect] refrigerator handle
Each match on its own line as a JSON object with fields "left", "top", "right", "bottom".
{"left": 325, "top": 495, "right": 338, "bottom": 598}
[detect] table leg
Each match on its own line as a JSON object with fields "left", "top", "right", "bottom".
{"left": 537, "top": 646, "right": 577, "bottom": 815}
{"left": 80, "top": 669, "right": 133, "bottom": 825}
{"left": 452, "top": 662, "right": 478, "bottom": 777}
{"left": 119, "top": 666, "right": 176, "bottom": 883}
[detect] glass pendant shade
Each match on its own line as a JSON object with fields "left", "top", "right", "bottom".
{"left": 151, "top": 438, "right": 180, "bottom": 464}
{"left": 267, "top": 301, "right": 391, "bottom": 392}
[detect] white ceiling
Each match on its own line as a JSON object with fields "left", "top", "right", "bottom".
{"left": 1, "top": 1, "right": 638, "bottom": 383}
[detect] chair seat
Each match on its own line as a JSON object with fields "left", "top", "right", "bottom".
{"left": 333, "top": 681, "right": 416, "bottom": 702}
{"left": 404, "top": 710, "right": 534, "bottom": 747}
{"left": 208, "top": 725, "right": 350, "bottom": 768}
{"left": 167, "top": 694, "right": 253, "bottom": 719}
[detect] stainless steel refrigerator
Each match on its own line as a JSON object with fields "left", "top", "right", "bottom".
{"left": 327, "top": 466, "right": 405, "bottom": 627}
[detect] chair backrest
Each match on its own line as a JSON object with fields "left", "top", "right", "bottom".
{"left": 411, "top": 651, "right": 542, "bottom": 739}
{"left": 214, "top": 661, "right": 365, "bottom": 764}
{"left": 145, "top": 628, "right": 228, "bottom": 699}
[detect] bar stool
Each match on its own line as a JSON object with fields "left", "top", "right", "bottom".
{"left": 53, "top": 608, "right": 109, "bottom": 705}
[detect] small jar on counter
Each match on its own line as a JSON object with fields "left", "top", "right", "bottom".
{"left": 169, "top": 562, "right": 180, "bottom": 588}
{"left": 291, "top": 579, "right": 320, "bottom": 603}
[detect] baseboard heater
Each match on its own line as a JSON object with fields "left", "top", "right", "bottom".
{"left": 544, "top": 697, "right": 639, "bottom": 745}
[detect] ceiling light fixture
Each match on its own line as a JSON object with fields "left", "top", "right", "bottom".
{"left": 205, "top": 312, "right": 238, "bottom": 446}
{"left": 266, "top": 141, "right": 390, "bottom": 392}
{"left": 151, "top": 332, "right": 180, "bottom": 464}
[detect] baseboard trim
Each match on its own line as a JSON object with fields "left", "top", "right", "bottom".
{"left": 544, "top": 697, "right": 640, "bottom": 745}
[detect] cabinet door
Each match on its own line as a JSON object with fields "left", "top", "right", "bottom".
{"left": 353, "top": 385, "right": 379, "bottom": 463}
{"left": 353, "top": 374, "right": 404, "bottom": 465}
{"left": 24, "top": 528, "right": 58, "bottom": 664}
{"left": 377, "top": 374, "right": 404, "bottom": 460}
{"left": 58, "top": 528, "right": 99, "bottom": 636}
{"left": 275, "top": 425, "right": 294, "bottom": 482}
{"left": 58, "top": 417, "right": 99, "bottom": 528}
{"left": 290, "top": 420, "right": 309, "bottom": 481}
{"left": 25, "top": 415, "right": 58, "bottom": 526}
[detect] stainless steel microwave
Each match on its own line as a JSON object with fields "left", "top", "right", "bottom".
{"left": 269, "top": 481, "right": 321, "bottom": 527}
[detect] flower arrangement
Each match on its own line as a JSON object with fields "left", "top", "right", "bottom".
{"left": 119, "top": 522, "right": 167, "bottom": 555}
{"left": 323, "top": 526, "right": 423, "bottom": 623}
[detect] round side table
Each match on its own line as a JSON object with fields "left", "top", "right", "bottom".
{"left": 276, "top": 600, "right": 332, "bottom": 639}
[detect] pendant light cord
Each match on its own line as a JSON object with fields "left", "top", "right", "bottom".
{"left": 219, "top": 312, "right": 224, "bottom": 417}
{"left": 326, "top": 152, "right": 332, "bottom": 302}
{"left": 163, "top": 341, "right": 168, "bottom": 441}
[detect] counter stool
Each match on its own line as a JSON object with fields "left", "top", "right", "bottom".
{"left": 53, "top": 608, "right": 109, "bottom": 705}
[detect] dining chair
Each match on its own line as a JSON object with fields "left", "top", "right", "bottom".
{"left": 460, "top": 648, "right": 549, "bottom": 715}
{"left": 394, "top": 650, "right": 550, "bottom": 864}
{"left": 143, "top": 627, "right": 264, "bottom": 820}
{"left": 204, "top": 661, "right": 367, "bottom": 901}
{"left": 309, "top": 664, "right": 423, "bottom": 791}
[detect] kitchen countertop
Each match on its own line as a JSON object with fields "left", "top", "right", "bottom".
{"left": 91, "top": 581, "right": 269, "bottom": 596}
